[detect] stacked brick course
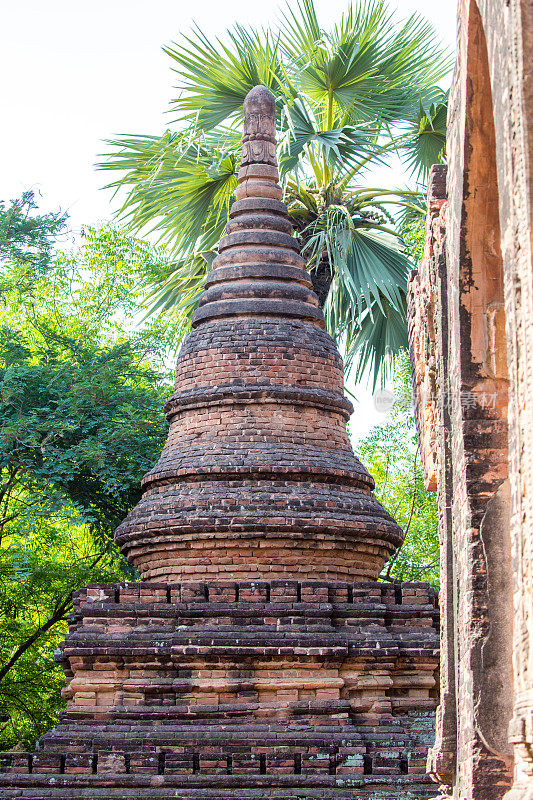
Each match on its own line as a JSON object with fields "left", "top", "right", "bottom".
{"left": 0, "top": 580, "right": 438, "bottom": 799}
{"left": 0, "top": 86, "right": 439, "bottom": 799}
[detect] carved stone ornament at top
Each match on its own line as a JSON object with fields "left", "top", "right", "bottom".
{"left": 241, "top": 84, "right": 277, "bottom": 167}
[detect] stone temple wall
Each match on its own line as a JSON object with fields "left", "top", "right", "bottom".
{"left": 407, "top": 1, "right": 533, "bottom": 798}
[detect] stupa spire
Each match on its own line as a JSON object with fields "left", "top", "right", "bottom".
{"left": 240, "top": 84, "right": 278, "bottom": 167}
{"left": 115, "top": 85, "right": 403, "bottom": 582}
{"left": 0, "top": 86, "right": 440, "bottom": 800}
{"left": 192, "top": 85, "right": 322, "bottom": 329}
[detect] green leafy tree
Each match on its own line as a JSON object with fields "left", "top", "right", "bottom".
{"left": 101, "top": 0, "right": 450, "bottom": 385}
{"left": 357, "top": 337, "right": 438, "bottom": 581}
{"left": 0, "top": 330, "right": 169, "bottom": 542}
{"left": 0, "top": 205, "right": 173, "bottom": 750}
{"left": 0, "top": 191, "right": 68, "bottom": 297}
{"left": 356, "top": 194, "right": 439, "bottom": 584}
{"left": 0, "top": 519, "right": 126, "bottom": 750}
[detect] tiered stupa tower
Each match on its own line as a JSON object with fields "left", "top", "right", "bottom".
{"left": 0, "top": 87, "right": 439, "bottom": 800}
{"left": 115, "top": 85, "right": 403, "bottom": 583}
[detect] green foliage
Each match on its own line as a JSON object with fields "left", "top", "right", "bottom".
{"left": 0, "top": 191, "right": 67, "bottom": 273}
{"left": 35, "top": 225, "right": 180, "bottom": 343}
{"left": 0, "top": 330, "right": 168, "bottom": 540}
{"left": 0, "top": 201, "right": 173, "bottom": 750}
{"left": 357, "top": 351, "right": 439, "bottom": 587}
{"left": 165, "top": 0, "right": 450, "bottom": 133}
{"left": 0, "top": 520, "right": 127, "bottom": 750}
{"left": 300, "top": 203, "right": 411, "bottom": 386}
{"left": 0, "top": 191, "right": 68, "bottom": 297}
{"left": 100, "top": 0, "right": 451, "bottom": 387}
{"left": 401, "top": 88, "right": 449, "bottom": 181}
{"left": 401, "top": 213, "right": 426, "bottom": 266}
{"left": 165, "top": 25, "right": 283, "bottom": 129}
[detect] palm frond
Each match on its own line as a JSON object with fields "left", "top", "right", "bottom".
{"left": 99, "top": 130, "right": 238, "bottom": 251}
{"left": 395, "top": 194, "right": 427, "bottom": 232}
{"left": 279, "top": 0, "right": 452, "bottom": 126}
{"left": 279, "top": 97, "right": 380, "bottom": 178}
{"left": 143, "top": 246, "right": 215, "bottom": 321}
{"left": 164, "top": 25, "right": 283, "bottom": 129}
{"left": 304, "top": 212, "right": 411, "bottom": 387}
{"left": 302, "top": 208, "right": 409, "bottom": 318}
{"left": 347, "top": 229, "right": 409, "bottom": 313}
{"left": 399, "top": 88, "right": 448, "bottom": 180}
{"left": 344, "top": 295, "right": 408, "bottom": 387}
{"left": 281, "top": 0, "right": 393, "bottom": 115}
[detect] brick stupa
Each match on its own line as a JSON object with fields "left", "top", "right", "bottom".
{"left": 0, "top": 87, "right": 439, "bottom": 800}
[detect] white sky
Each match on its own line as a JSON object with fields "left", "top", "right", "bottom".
{"left": 1, "top": 0, "right": 458, "bottom": 437}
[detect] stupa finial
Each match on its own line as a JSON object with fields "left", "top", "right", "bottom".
{"left": 236, "top": 86, "right": 280, "bottom": 202}
{"left": 240, "top": 85, "right": 277, "bottom": 168}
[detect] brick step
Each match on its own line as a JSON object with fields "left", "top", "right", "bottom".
{"left": 67, "top": 626, "right": 437, "bottom": 645}
{"left": 37, "top": 721, "right": 420, "bottom": 742}
{"left": 1, "top": 743, "right": 430, "bottom": 775}
{"left": 67, "top": 613, "right": 438, "bottom": 638}
{"left": 60, "top": 644, "right": 434, "bottom": 661}
{"left": 41, "top": 727, "right": 420, "bottom": 748}
{"left": 34, "top": 727, "right": 424, "bottom": 754}
{"left": 34, "top": 738, "right": 368, "bottom": 752}
{"left": 0, "top": 788, "right": 436, "bottom": 800}
{"left": 65, "top": 615, "right": 438, "bottom": 640}
{"left": 71, "top": 601, "right": 437, "bottom": 616}
{"left": 51, "top": 702, "right": 437, "bottom": 724}
{"left": 0, "top": 771, "right": 436, "bottom": 795}
{"left": 54, "top": 700, "right": 353, "bottom": 721}
{"left": 33, "top": 739, "right": 422, "bottom": 759}
{"left": 73, "top": 581, "right": 437, "bottom": 609}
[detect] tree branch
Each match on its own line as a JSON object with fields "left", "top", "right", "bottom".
{"left": 0, "top": 549, "right": 107, "bottom": 683}
{"left": 382, "top": 444, "right": 420, "bottom": 582}
{"left": 0, "top": 598, "right": 71, "bottom": 684}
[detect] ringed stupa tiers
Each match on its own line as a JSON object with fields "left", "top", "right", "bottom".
{"left": 115, "top": 84, "right": 403, "bottom": 584}
{"left": 0, "top": 87, "right": 439, "bottom": 800}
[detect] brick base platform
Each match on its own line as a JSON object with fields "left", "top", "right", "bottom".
{"left": 0, "top": 580, "right": 439, "bottom": 799}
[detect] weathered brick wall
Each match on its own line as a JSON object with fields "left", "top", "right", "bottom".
{"left": 408, "top": 1, "right": 533, "bottom": 798}
{"left": 408, "top": 165, "right": 458, "bottom": 796}
{"left": 408, "top": 166, "right": 447, "bottom": 495}
{"left": 448, "top": 8, "right": 513, "bottom": 797}
{"left": 0, "top": 580, "right": 439, "bottom": 800}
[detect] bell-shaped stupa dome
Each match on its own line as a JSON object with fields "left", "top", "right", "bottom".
{"left": 115, "top": 85, "right": 403, "bottom": 582}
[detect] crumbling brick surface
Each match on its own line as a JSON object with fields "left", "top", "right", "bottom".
{"left": 115, "top": 86, "right": 403, "bottom": 585}
{"left": 408, "top": 166, "right": 447, "bottom": 495}
{"left": 0, "top": 580, "right": 439, "bottom": 799}
{"left": 0, "top": 86, "right": 440, "bottom": 799}
{"left": 407, "top": 0, "right": 533, "bottom": 797}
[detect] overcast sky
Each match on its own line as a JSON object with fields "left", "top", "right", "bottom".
{"left": 2, "top": 0, "right": 458, "bottom": 434}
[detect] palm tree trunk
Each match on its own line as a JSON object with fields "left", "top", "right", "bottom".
{"left": 296, "top": 223, "right": 333, "bottom": 307}
{"left": 309, "top": 255, "right": 333, "bottom": 308}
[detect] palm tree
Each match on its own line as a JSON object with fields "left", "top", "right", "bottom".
{"left": 101, "top": 0, "right": 450, "bottom": 386}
